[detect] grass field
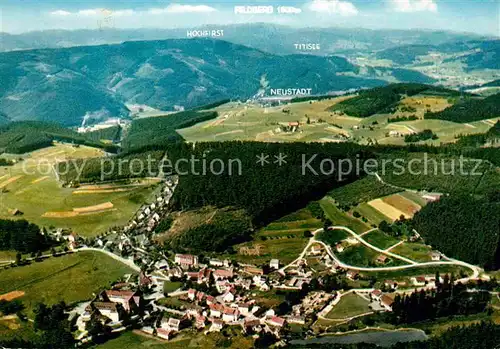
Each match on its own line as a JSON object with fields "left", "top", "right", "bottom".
{"left": 0, "top": 144, "right": 161, "bottom": 237}
{"left": 163, "top": 281, "right": 182, "bottom": 293}
{"left": 0, "top": 251, "right": 134, "bottom": 315}
{"left": 337, "top": 245, "right": 379, "bottom": 267}
{"left": 362, "top": 230, "right": 401, "bottom": 250}
{"left": 320, "top": 197, "right": 370, "bottom": 234}
{"left": 97, "top": 328, "right": 254, "bottom": 349}
{"left": 325, "top": 293, "right": 371, "bottom": 320}
{"left": 391, "top": 242, "right": 435, "bottom": 262}
{"left": 226, "top": 208, "right": 322, "bottom": 265}
{"left": 177, "top": 97, "right": 497, "bottom": 146}
{"left": 359, "top": 265, "right": 471, "bottom": 283}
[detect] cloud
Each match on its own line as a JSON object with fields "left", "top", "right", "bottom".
{"left": 50, "top": 10, "right": 72, "bottom": 16}
{"left": 50, "top": 8, "right": 135, "bottom": 17}
{"left": 149, "top": 4, "right": 217, "bottom": 15}
{"left": 391, "top": 0, "right": 438, "bottom": 13}
{"left": 307, "top": 0, "right": 359, "bottom": 16}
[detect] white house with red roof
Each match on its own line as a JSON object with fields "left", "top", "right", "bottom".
{"left": 222, "top": 307, "right": 239, "bottom": 322}
{"left": 174, "top": 254, "right": 198, "bottom": 268}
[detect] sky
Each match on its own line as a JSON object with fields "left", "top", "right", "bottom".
{"left": 0, "top": 0, "right": 499, "bottom": 35}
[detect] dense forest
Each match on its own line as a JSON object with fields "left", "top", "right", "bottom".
{"left": 425, "top": 93, "right": 500, "bottom": 123}
{"left": 455, "top": 121, "right": 500, "bottom": 147}
{"left": 0, "top": 219, "right": 51, "bottom": 253}
{"left": 327, "top": 175, "right": 401, "bottom": 208}
{"left": 166, "top": 208, "right": 253, "bottom": 253}
{"left": 122, "top": 110, "right": 218, "bottom": 151}
{"left": 84, "top": 125, "right": 122, "bottom": 143}
{"left": 0, "top": 121, "right": 118, "bottom": 154}
{"left": 411, "top": 192, "right": 500, "bottom": 269}
{"left": 329, "top": 84, "right": 433, "bottom": 117}
{"left": 170, "top": 141, "right": 371, "bottom": 226}
{"left": 390, "top": 273, "right": 491, "bottom": 324}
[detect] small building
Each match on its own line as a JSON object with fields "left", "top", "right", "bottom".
{"left": 174, "top": 254, "right": 198, "bottom": 268}
{"left": 430, "top": 251, "right": 441, "bottom": 261}
{"left": 376, "top": 254, "right": 388, "bottom": 264}
{"left": 411, "top": 276, "right": 427, "bottom": 286}
{"left": 195, "top": 315, "right": 206, "bottom": 329}
{"left": 244, "top": 266, "right": 264, "bottom": 275}
{"left": 384, "top": 280, "right": 398, "bottom": 289}
{"left": 267, "top": 316, "right": 286, "bottom": 328}
{"left": 167, "top": 318, "right": 180, "bottom": 332}
{"left": 221, "top": 290, "right": 235, "bottom": 303}
{"left": 209, "top": 259, "right": 224, "bottom": 267}
{"left": 346, "top": 270, "right": 359, "bottom": 280}
{"left": 157, "top": 328, "right": 173, "bottom": 340}
{"left": 238, "top": 303, "right": 251, "bottom": 316}
{"left": 188, "top": 289, "right": 197, "bottom": 301}
{"left": 222, "top": 307, "right": 239, "bottom": 323}
{"left": 371, "top": 289, "right": 382, "bottom": 301}
{"left": 269, "top": 259, "right": 280, "bottom": 269}
{"left": 209, "top": 303, "right": 224, "bottom": 318}
{"left": 213, "top": 269, "right": 234, "bottom": 280}
{"left": 335, "top": 243, "right": 345, "bottom": 253}
{"left": 380, "top": 295, "right": 394, "bottom": 311}
{"left": 210, "top": 319, "right": 224, "bottom": 332}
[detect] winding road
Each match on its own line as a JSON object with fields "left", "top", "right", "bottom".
{"left": 281, "top": 226, "right": 482, "bottom": 283}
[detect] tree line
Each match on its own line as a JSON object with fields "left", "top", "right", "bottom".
{"left": 0, "top": 219, "right": 52, "bottom": 254}
{"left": 390, "top": 273, "right": 491, "bottom": 324}
{"left": 411, "top": 192, "right": 500, "bottom": 269}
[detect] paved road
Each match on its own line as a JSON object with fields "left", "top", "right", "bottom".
{"left": 330, "top": 225, "right": 417, "bottom": 265}
{"left": 282, "top": 226, "right": 482, "bottom": 282}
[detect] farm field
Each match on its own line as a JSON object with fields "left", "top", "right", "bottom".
{"left": 362, "top": 230, "right": 401, "bottom": 250}
{"left": 0, "top": 251, "right": 135, "bottom": 315}
{"left": 0, "top": 144, "right": 161, "bottom": 236}
{"left": 382, "top": 194, "right": 421, "bottom": 217}
{"left": 226, "top": 208, "right": 322, "bottom": 266}
{"left": 368, "top": 198, "right": 409, "bottom": 221}
{"left": 325, "top": 293, "right": 372, "bottom": 320}
{"left": 353, "top": 203, "right": 390, "bottom": 225}
{"left": 178, "top": 99, "right": 362, "bottom": 144}
{"left": 320, "top": 197, "right": 370, "bottom": 233}
{"left": 178, "top": 96, "right": 497, "bottom": 146}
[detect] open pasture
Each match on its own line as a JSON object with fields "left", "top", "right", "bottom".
{"left": 0, "top": 144, "right": 160, "bottom": 236}
{"left": 0, "top": 251, "right": 134, "bottom": 315}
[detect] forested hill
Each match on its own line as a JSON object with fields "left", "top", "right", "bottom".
{"left": 328, "top": 83, "right": 461, "bottom": 117}
{"left": 0, "top": 38, "right": 387, "bottom": 127}
{"left": 411, "top": 192, "right": 500, "bottom": 269}
{"left": 0, "top": 121, "right": 119, "bottom": 154}
{"left": 425, "top": 93, "right": 500, "bottom": 123}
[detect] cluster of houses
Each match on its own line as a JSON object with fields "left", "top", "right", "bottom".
{"left": 125, "top": 176, "right": 178, "bottom": 236}
{"left": 76, "top": 287, "right": 143, "bottom": 339}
